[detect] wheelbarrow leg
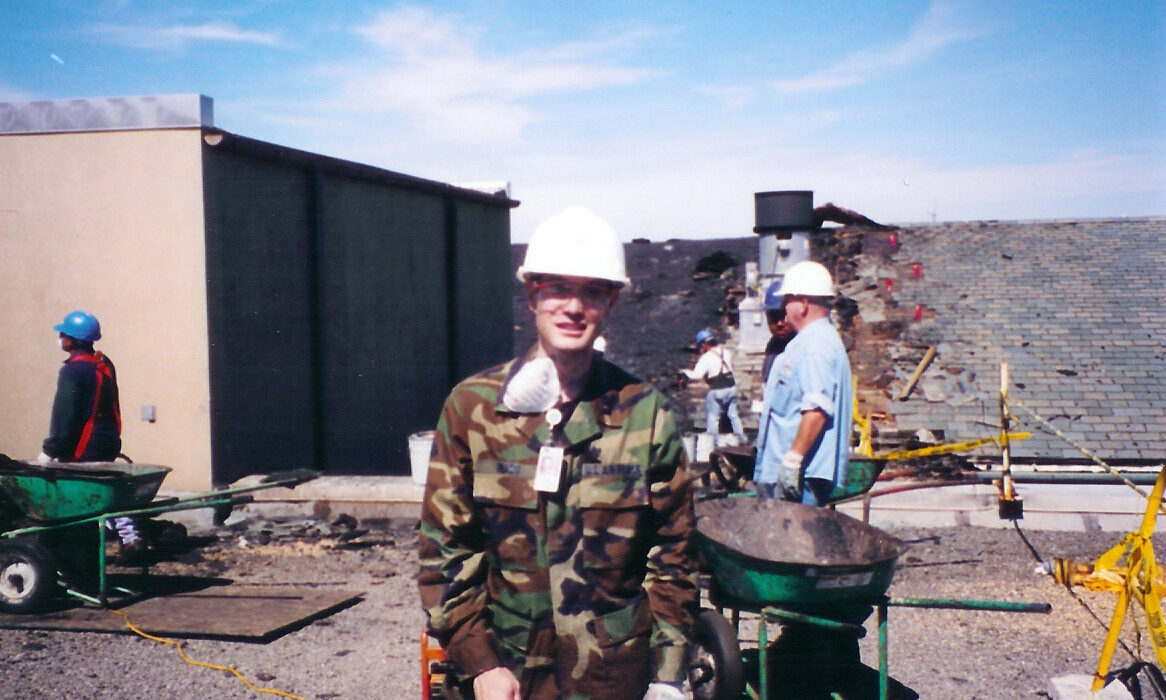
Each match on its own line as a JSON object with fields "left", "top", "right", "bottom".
{"left": 878, "top": 600, "right": 889, "bottom": 700}
{"left": 758, "top": 612, "right": 768, "bottom": 700}
{"left": 61, "top": 518, "right": 111, "bottom": 607}
{"left": 97, "top": 516, "right": 108, "bottom": 606}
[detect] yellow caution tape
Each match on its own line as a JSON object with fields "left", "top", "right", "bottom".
{"left": 875, "top": 432, "right": 1031, "bottom": 460}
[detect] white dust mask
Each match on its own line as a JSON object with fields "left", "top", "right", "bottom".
{"left": 503, "top": 357, "right": 561, "bottom": 414}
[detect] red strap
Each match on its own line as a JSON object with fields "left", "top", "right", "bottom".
{"left": 68, "top": 353, "right": 119, "bottom": 461}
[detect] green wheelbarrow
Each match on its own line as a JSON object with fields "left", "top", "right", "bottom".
{"left": 685, "top": 497, "right": 906, "bottom": 700}
{"left": 685, "top": 497, "right": 1050, "bottom": 700}
{"left": 0, "top": 455, "right": 318, "bottom": 613}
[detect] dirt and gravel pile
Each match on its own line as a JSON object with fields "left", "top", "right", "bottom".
{"left": 3, "top": 518, "right": 1160, "bottom": 699}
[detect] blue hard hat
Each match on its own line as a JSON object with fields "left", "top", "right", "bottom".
{"left": 764, "top": 281, "right": 783, "bottom": 310}
{"left": 54, "top": 311, "right": 102, "bottom": 342}
{"left": 695, "top": 329, "right": 714, "bottom": 345}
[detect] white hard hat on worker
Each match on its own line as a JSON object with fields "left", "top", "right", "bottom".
{"left": 519, "top": 206, "right": 626, "bottom": 362}
{"left": 517, "top": 206, "right": 630, "bottom": 287}
{"left": 777, "top": 260, "right": 836, "bottom": 332}
{"left": 776, "top": 260, "right": 835, "bottom": 298}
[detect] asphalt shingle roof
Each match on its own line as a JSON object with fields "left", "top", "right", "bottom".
{"left": 885, "top": 217, "right": 1166, "bottom": 461}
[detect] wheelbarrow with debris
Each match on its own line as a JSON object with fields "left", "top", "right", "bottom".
{"left": 686, "top": 497, "right": 1051, "bottom": 700}
{"left": 0, "top": 454, "right": 318, "bottom": 613}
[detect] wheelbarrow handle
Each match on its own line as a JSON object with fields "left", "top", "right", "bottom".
{"left": 259, "top": 469, "right": 321, "bottom": 488}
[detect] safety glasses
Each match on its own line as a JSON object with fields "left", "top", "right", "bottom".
{"left": 532, "top": 278, "right": 618, "bottom": 307}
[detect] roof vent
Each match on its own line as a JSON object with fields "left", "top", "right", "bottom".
{"left": 753, "top": 190, "right": 814, "bottom": 233}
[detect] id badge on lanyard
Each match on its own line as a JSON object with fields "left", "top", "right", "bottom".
{"left": 534, "top": 407, "right": 564, "bottom": 493}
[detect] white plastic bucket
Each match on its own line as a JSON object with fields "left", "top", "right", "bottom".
{"left": 684, "top": 432, "right": 740, "bottom": 463}
{"left": 409, "top": 431, "right": 435, "bottom": 485}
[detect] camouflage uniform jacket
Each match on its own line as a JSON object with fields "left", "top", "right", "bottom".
{"left": 418, "top": 352, "right": 696, "bottom": 700}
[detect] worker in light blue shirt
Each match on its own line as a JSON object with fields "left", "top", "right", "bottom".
{"left": 755, "top": 261, "right": 852, "bottom": 505}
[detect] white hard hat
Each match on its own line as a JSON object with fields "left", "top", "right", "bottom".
{"left": 777, "top": 261, "right": 835, "bottom": 298}
{"left": 517, "top": 207, "right": 630, "bottom": 287}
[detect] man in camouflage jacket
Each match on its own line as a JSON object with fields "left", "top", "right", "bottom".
{"left": 418, "top": 207, "right": 696, "bottom": 700}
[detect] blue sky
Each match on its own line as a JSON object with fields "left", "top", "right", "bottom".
{"left": 3, "top": 1, "right": 1164, "bottom": 241}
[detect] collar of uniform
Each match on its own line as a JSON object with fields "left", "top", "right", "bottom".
{"left": 570, "top": 358, "right": 626, "bottom": 431}
{"left": 494, "top": 350, "right": 622, "bottom": 447}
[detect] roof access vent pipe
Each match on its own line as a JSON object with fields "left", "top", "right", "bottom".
{"left": 753, "top": 190, "right": 814, "bottom": 233}
{"left": 753, "top": 190, "right": 813, "bottom": 284}
{"left": 741, "top": 190, "right": 815, "bottom": 351}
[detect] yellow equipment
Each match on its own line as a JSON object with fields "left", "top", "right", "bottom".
{"left": 1049, "top": 463, "right": 1166, "bottom": 690}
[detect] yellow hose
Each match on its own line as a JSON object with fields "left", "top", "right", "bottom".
{"left": 107, "top": 608, "right": 308, "bottom": 700}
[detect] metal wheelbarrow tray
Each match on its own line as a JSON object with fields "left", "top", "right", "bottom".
{"left": 0, "top": 461, "right": 171, "bottom": 522}
{"left": 695, "top": 497, "right": 907, "bottom": 609}
{"left": 0, "top": 456, "right": 318, "bottom": 613}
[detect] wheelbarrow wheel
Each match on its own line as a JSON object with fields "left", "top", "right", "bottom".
{"left": 0, "top": 539, "right": 57, "bottom": 614}
{"left": 687, "top": 609, "right": 744, "bottom": 700}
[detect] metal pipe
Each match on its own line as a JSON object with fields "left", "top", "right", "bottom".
{"left": 887, "top": 597, "right": 1051, "bottom": 614}
{"left": 1, "top": 493, "right": 250, "bottom": 539}
{"left": 976, "top": 470, "right": 1162, "bottom": 486}
{"left": 830, "top": 471, "right": 1164, "bottom": 508}
{"left": 834, "top": 479, "right": 974, "bottom": 504}
{"left": 762, "top": 606, "right": 866, "bottom": 637}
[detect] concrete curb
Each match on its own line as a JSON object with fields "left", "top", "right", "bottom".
{"left": 160, "top": 477, "right": 1158, "bottom": 534}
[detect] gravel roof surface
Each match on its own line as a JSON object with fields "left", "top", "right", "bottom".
{"left": 3, "top": 518, "right": 1161, "bottom": 699}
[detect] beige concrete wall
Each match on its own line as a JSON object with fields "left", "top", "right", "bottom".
{"left": 0, "top": 129, "right": 214, "bottom": 490}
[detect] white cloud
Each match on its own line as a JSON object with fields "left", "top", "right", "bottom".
{"left": 87, "top": 21, "right": 284, "bottom": 50}
{"left": 332, "top": 6, "right": 659, "bottom": 141}
{"left": 502, "top": 138, "right": 1166, "bottom": 241}
{"left": 0, "top": 81, "right": 36, "bottom": 101}
{"left": 773, "top": 1, "right": 986, "bottom": 93}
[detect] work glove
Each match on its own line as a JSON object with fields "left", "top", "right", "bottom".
{"left": 778, "top": 450, "right": 803, "bottom": 500}
{"left": 34, "top": 452, "right": 54, "bottom": 465}
{"left": 502, "top": 357, "right": 560, "bottom": 414}
{"left": 643, "top": 682, "right": 685, "bottom": 700}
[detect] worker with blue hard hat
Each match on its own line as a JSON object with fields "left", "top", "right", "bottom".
{"left": 38, "top": 311, "right": 143, "bottom": 559}
{"left": 681, "top": 328, "right": 747, "bottom": 448}
{"left": 41, "top": 311, "right": 121, "bottom": 462}
{"left": 761, "top": 280, "right": 795, "bottom": 386}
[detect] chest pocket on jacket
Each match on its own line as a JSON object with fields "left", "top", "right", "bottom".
{"left": 473, "top": 460, "right": 539, "bottom": 569}
{"left": 578, "top": 469, "right": 649, "bottom": 571}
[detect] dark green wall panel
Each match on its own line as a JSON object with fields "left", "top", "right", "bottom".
{"left": 202, "top": 138, "right": 513, "bottom": 481}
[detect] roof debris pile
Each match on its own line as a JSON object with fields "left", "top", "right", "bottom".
{"left": 513, "top": 216, "right": 1166, "bottom": 462}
